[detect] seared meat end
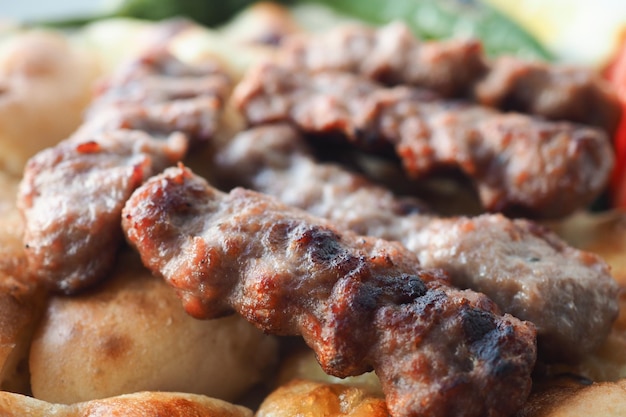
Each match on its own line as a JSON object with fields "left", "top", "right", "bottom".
{"left": 122, "top": 165, "right": 537, "bottom": 417}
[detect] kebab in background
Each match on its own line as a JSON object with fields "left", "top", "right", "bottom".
{"left": 211, "top": 123, "right": 618, "bottom": 363}
{"left": 111, "top": 0, "right": 626, "bottom": 214}
{"left": 234, "top": 22, "right": 618, "bottom": 218}
{"left": 0, "top": 0, "right": 567, "bottom": 179}
{"left": 484, "top": 0, "right": 626, "bottom": 211}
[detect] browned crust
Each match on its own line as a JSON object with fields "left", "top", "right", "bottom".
{"left": 0, "top": 390, "right": 252, "bottom": 417}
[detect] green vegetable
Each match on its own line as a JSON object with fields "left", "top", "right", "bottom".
{"left": 111, "top": 0, "right": 292, "bottom": 27}
{"left": 304, "top": 0, "right": 553, "bottom": 60}
{"left": 36, "top": 0, "right": 552, "bottom": 60}
{"left": 37, "top": 0, "right": 294, "bottom": 29}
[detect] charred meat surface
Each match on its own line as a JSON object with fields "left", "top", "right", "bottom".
{"left": 18, "top": 130, "right": 187, "bottom": 294}
{"left": 213, "top": 124, "right": 619, "bottom": 362}
{"left": 122, "top": 165, "right": 537, "bottom": 417}
{"left": 282, "top": 22, "right": 620, "bottom": 133}
{"left": 234, "top": 63, "right": 614, "bottom": 218}
{"left": 83, "top": 49, "right": 232, "bottom": 145}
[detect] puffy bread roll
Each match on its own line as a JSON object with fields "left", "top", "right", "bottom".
{"left": 29, "top": 249, "right": 278, "bottom": 404}
{"left": 517, "top": 376, "right": 626, "bottom": 417}
{"left": 257, "top": 379, "right": 388, "bottom": 417}
{"left": 0, "top": 275, "right": 46, "bottom": 395}
{"left": 0, "top": 390, "right": 252, "bottom": 417}
{"left": 74, "top": 18, "right": 157, "bottom": 74}
{"left": 0, "top": 30, "right": 100, "bottom": 176}
{"left": 0, "top": 172, "right": 47, "bottom": 394}
{"left": 0, "top": 172, "right": 23, "bottom": 264}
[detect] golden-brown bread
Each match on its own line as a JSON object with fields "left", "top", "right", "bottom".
{"left": 0, "top": 171, "right": 25, "bottom": 274}
{"left": 256, "top": 379, "right": 389, "bottom": 417}
{"left": 516, "top": 376, "right": 626, "bottom": 417}
{"left": 0, "top": 171, "right": 48, "bottom": 394}
{"left": 0, "top": 275, "right": 46, "bottom": 395}
{"left": 0, "top": 30, "right": 100, "bottom": 176}
{"left": 29, "top": 249, "right": 278, "bottom": 404}
{"left": 0, "top": 390, "right": 252, "bottom": 417}
{"left": 272, "top": 350, "right": 626, "bottom": 417}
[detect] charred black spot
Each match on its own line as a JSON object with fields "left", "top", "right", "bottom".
{"left": 398, "top": 275, "right": 428, "bottom": 303}
{"left": 462, "top": 308, "right": 497, "bottom": 343}
{"left": 353, "top": 284, "right": 382, "bottom": 311}
{"left": 407, "top": 275, "right": 427, "bottom": 294}
{"left": 493, "top": 360, "right": 518, "bottom": 377}
{"left": 377, "top": 274, "right": 428, "bottom": 304}
{"left": 298, "top": 226, "right": 344, "bottom": 263}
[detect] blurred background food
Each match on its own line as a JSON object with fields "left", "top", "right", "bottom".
{"left": 3, "top": 0, "right": 624, "bottom": 63}
{"left": 2, "top": 0, "right": 624, "bottom": 197}
{"left": 484, "top": 0, "right": 626, "bottom": 66}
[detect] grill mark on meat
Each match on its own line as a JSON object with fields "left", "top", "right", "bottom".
{"left": 474, "top": 55, "right": 622, "bottom": 134}
{"left": 82, "top": 49, "right": 231, "bottom": 145}
{"left": 212, "top": 124, "right": 619, "bottom": 361}
{"left": 283, "top": 22, "right": 488, "bottom": 98}
{"left": 18, "top": 48, "right": 231, "bottom": 293}
{"left": 233, "top": 62, "right": 614, "bottom": 218}
{"left": 121, "top": 165, "right": 537, "bottom": 417}
{"left": 281, "top": 22, "right": 621, "bottom": 133}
